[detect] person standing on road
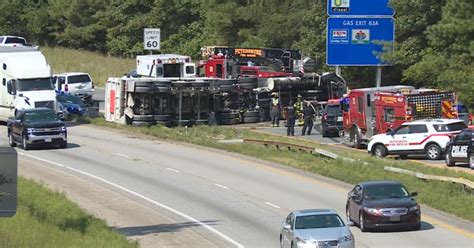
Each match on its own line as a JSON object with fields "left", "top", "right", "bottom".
{"left": 270, "top": 92, "right": 280, "bottom": 127}
{"left": 301, "top": 102, "right": 314, "bottom": 135}
{"left": 294, "top": 94, "right": 304, "bottom": 126}
{"left": 286, "top": 101, "right": 296, "bottom": 136}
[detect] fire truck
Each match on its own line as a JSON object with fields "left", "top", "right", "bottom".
{"left": 342, "top": 86, "right": 458, "bottom": 148}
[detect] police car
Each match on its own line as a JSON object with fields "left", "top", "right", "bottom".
{"left": 368, "top": 119, "right": 467, "bottom": 160}
{"left": 445, "top": 128, "right": 474, "bottom": 169}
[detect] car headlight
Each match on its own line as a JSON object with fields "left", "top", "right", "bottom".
{"left": 60, "top": 126, "right": 67, "bottom": 132}
{"left": 339, "top": 234, "right": 353, "bottom": 243}
{"left": 364, "top": 207, "right": 382, "bottom": 216}
{"left": 409, "top": 204, "right": 420, "bottom": 212}
{"left": 296, "top": 236, "right": 308, "bottom": 244}
{"left": 27, "top": 128, "right": 35, "bottom": 134}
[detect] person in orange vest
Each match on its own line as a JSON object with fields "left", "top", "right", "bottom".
{"left": 270, "top": 92, "right": 281, "bottom": 127}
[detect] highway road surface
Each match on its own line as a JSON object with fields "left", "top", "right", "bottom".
{"left": 2, "top": 123, "right": 472, "bottom": 247}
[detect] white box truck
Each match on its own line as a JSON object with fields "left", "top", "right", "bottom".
{"left": 0, "top": 46, "right": 57, "bottom": 121}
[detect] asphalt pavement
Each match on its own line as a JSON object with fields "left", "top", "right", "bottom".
{"left": 0, "top": 123, "right": 472, "bottom": 247}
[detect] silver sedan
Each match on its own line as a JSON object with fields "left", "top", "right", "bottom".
{"left": 280, "top": 209, "right": 354, "bottom": 248}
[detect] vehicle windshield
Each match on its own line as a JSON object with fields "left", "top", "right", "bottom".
{"left": 294, "top": 214, "right": 344, "bottom": 229}
{"left": 325, "top": 104, "right": 341, "bottom": 115}
{"left": 68, "top": 74, "right": 92, "bottom": 84}
{"left": 16, "top": 78, "right": 54, "bottom": 91}
{"left": 364, "top": 184, "right": 409, "bottom": 199}
{"left": 5, "top": 37, "right": 26, "bottom": 45}
{"left": 433, "top": 122, "right": 467, "bottom": 132}
{"left": 56, "top": 94, "right": 84, "bottom": 105}
{"left": 23, "top": 111, "right": 59, "bottom": 122}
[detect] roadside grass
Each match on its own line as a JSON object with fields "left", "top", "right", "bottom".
{"left": 42, "top": 47, "right": 134, "bottom": 87}
{"left": 0, "top": 178, "right": 137, "bottom": 248}
{"left": 88, "top": 118, "right": 474, "bottom": 222}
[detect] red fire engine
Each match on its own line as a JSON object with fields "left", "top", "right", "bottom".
{"left": 342, "top": 86, "right": 458, "bottom": 148}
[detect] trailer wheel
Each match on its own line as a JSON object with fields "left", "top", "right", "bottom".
{"left": 133, "top": 115, "right": 154, "bottom": 122}
{"left": 218, "top": 112, "right": 240, "bottom": 119}
{"left": 134, "top": 86, "right": 153, "bottom": 93}
{"left": 132, "top": 121, "right": 155, "bottom": 127}
{"left": 218, "top": 118, "right": 240, "bottom": 125}
{"left": 154, "top": 115, "right": 171, "bottom": 122}
{"left": 243, "top": 111, "right": 260, "bottom": 118}
{"left": 243, "top": 117, "right": 260, "bottom": 123}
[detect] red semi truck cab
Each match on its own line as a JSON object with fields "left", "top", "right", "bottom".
{"left": 342, "top": 86, "right": 458, "bottom": 148}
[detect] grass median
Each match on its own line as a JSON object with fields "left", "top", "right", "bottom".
{"left": 0, "top": 178, "right": 137, "bottom": 248}
{"left": 87, "top": 118, "right": 474, "bottom": 222}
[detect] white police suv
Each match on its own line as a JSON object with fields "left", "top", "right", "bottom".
{"left": 368, "top": 119, "right": 467, "bottom": 160}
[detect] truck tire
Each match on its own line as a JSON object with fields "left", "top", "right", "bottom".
{"left": 132, "top": 121, "right": 155, "bottom": 127}
{"left": 243, "top": 111, "right": 260, "bottom": 118}
{"left": 8, "top": 131, "right": 16, "bottom": 147}
{"left": 134, "top": 86, "right": 153, "bottom": 93}
{"left": 425, "top": 143, "right": 442, "bottom": 160}
{"left": 218, "top": 118, "right": 240, "bottom": 125}
{"left": 22, "top": 135, "right": 30, "bottom": 151}
{"left": 133, "top": 115, "right": 154, "bottom": 122}
{"left": 154, "top": 115, "right": 171, "bottom": 122}
{"left": 351, "top": 128, "right": 363, "bottom": 149}
{"left": 243, "top": 117, "right": 260, "bottom": 123}
{"left": 218, "top": 112, "right": 240, "bottom": 119}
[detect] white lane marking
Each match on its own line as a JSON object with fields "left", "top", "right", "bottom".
{"left": 214, "top": 183, "right": 229, "bottom": 190}
{"left": 115, "top": 153, "right": 130, "bottom": 159}
{"left": 264, "top": 202, "right": 281, "bottom": 209}
{"left": 166, "top": 168, "right": 181, "bottom": 173}
{"left": 19, "top": 153, "right": 244, "bottom": 248}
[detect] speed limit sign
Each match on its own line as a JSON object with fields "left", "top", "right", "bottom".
{"left": 144, "top": 28, "right": 160, "bottom": 50}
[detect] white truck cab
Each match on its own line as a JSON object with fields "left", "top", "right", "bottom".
{"left": 136, "top": 54, "right": 196, "bottom": 79}
{"left": 368, "top": 119, "right": 467, "bottom": 160}
{"left": 0, "top": 46, "right": 57, "bottom": 121}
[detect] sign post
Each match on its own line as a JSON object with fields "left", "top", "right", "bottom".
{"left": 144, "top": 28, "right": 161, "bottom": 53}
{"left": 326, "top": 0, "right": 395, "bottom": 87}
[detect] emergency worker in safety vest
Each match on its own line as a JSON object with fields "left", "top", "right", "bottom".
{"left": 294, "top": 94, "right": 304, "bottom": 126}
{"left": 270, "top": 92, "right": 280, "bottom": 127}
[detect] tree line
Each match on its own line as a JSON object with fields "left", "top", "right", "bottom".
{"left": 0, "top": 0, "right": 472, "bottom": 106}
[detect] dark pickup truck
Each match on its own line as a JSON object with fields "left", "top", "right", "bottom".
{"left": 7, "top": 108, "right": 67, "bottom": 150}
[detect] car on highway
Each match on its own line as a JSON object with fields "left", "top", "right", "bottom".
{"left": 321, "top": 99, "right": 343, "bottom": 137}
{"left": 56, "top": 93, "right": 86, "bottom": 120}
{"left": 368, "top": 119, "right": 467, "bottom": 160}
{"left": 53, "top": 72, "right": 94, "bottom": 105}
{"left": 346, "top": 180, "right": 420, "bottom": 232}
{"left": 445, "top": 128, "right": 474, "bottom": 169}
{"left": 0, "top": 35, "right": 27, "bottom": 46}
{"left": 280, "top": 209, "right": 354, "bottom": 248}
{"left": 7, "top": 108, "right": 67, "bottom": 150}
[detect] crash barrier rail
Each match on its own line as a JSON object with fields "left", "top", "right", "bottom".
{"left": 243, "top": 139, "right": 370, "bottom": 165}
{"left": 384, "top": 166, "right": 474, "bottom": 190}
{"left": 242, "top": 138, "right": 473, "bottom": 190}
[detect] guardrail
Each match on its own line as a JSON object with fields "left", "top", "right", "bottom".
{"left": 384, "top": 166, "right": 474, "bottom": 190}
{"left": 243, "top": 139, "right": 369, "bottom": 164}
{"left": 242, "top": 138, "right": 474, "bottom": 191}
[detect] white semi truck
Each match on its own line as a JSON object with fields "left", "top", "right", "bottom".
{"left": 0, "top": 46, "right": 57, "bottom": 121}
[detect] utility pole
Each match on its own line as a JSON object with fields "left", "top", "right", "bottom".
{"left": 375, "top": 66, "right": 382, "bottom": 88}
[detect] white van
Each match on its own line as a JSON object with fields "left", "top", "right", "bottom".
{"left": 53, "top": 72, "right": 94, "bottom": 104}
{"left": 0, "top": 46, "right": 57, "bottom": 121}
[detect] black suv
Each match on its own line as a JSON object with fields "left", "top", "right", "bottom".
{"left": 321, "top": 100, "right": 343, "bottom": 137}
{"left": 7, "top": 108, "right": 67, "bottom": 150}
{"left": 445, "top": 128, "right": 474, "bottom": 169}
